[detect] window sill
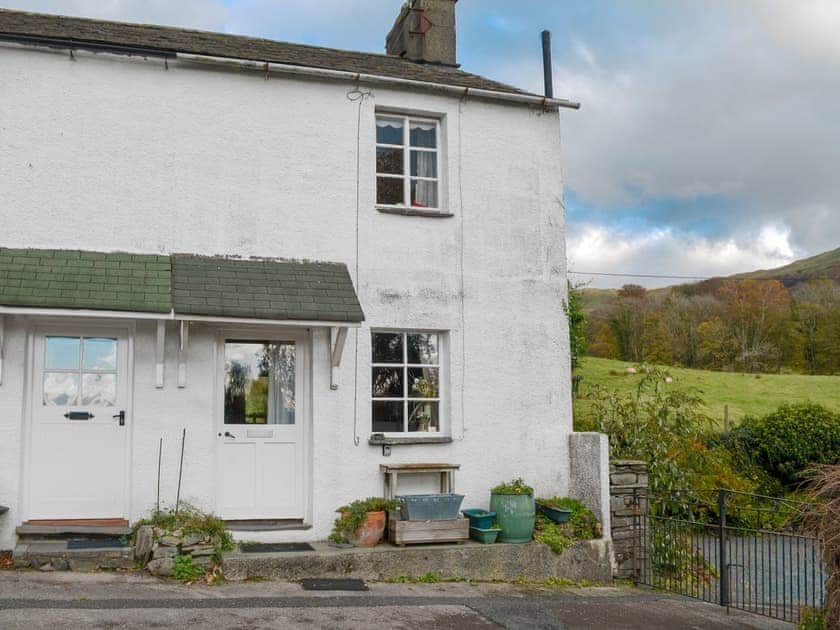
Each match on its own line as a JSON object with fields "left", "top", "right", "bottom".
{"left": 368, "top": 434, "right": 453, "bottom": 446}
{"left": 376, "top": 206, "right": 454, "bottom": 218}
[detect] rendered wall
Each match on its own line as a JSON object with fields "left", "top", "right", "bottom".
{"left": 0, "top": 43, "right": 572, "bottom": 546}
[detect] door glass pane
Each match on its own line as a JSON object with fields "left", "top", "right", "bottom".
{"left": 408, "top": 400, "right": 439, "bottom": 432}
{"left": 224, "top": 342, "right": 295, "bottom": 425}
{"left": 82, "top": 338, "right": 117, "bottom": 370}
{"left": 372, "top": 333, "right": 403, "bottom": 363}
{"left": 372, "top": 400, "right": 403, "bottom": 433}
{"left": 44, "top": 372, "right": 79, "bottom": 406}
{"left": 45, "top": 337, "right": 80, "bottom": 370}
{"left": 81, "top": 373, "right": 116, "bottom": 406}
{"left": 407, "top": 333, "right": 439, "bottom": 364}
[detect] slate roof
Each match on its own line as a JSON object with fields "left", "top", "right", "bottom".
{"left": 0, "top": 248, "right": 172, "bottom": 313}
{"left": 0, "top": 8, "right": 530, "bottom": 97}
{"left": 0, "top": 249, "right": 364, "bottom": 323}
{"left": 171, "top": 255, "right": 364, "bottom": 323}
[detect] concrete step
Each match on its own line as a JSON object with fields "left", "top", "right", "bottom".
{"left": 13, "top": 540, "right": 134, "bottom": 571}
{"left": 16, "top": 524, "right": 132, "bottom": 538}
{"left": 222, "top": 539, "right": 614, "bottom": 583}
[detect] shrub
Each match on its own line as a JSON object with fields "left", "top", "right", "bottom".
{"left": 739, "top": 404, "right": 840, "bottom": 487}
{"left": 533, "top": 498, "right": 600, "bottom": 554}
{"left": 491, "top": 478, "right": 534, "bottom": 496}
{"left": 329, "top": 497, "right": 401, "bottom": 544}
{"left": 807, "top": 465, "right": 840, "bottom": 628}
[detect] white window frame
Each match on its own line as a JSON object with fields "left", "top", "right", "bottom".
{"left": 371, "top": 330, "right": 444, "bottom": 435}
{"left": 375, "top": 114, "right": 442, "bottom": 212}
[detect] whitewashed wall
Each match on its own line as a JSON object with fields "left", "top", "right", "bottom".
{"left": 0, "top": 43, "right": 571, "bottom": 547}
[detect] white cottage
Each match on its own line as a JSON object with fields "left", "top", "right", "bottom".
{"left": 0, "top": 1, "right": 594, "bottom": 550}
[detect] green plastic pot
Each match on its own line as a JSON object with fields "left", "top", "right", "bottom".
{"left": 489, "top": 492, "right": 535, "bottom": 543}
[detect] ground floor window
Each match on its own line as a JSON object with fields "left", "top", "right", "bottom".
{"left": 371, "top": 331, "right": 441, "bottom": 433}
{"left": 224, "top": 341, "right": 295, "bottom": 425}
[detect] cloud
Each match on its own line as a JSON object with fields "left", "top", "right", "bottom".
{"left": 567, "top": 222, "right": 797, "bottom": 289}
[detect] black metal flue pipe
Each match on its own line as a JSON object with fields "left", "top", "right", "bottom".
{"left": 541, "top": 29, "right": 553, "bottom": 98}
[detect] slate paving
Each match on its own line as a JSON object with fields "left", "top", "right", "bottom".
{"left": 0, "top": 571, "right": 794, "bottom": 629}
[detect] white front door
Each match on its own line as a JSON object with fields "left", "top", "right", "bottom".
{"left": 29, "top": 330, "right": 130, "bottom": 519}
{"left": 216, "top": 338, "right": 304, "bottom": 519}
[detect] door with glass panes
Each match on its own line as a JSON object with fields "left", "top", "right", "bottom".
{"left": 29, "top": 330, "right": 129, "bottom": 519}
{"left": 216, "top": 339, "right": 303, "bottom": 519}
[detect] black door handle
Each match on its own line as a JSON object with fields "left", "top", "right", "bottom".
{"left": 113, "top": 411, "right": 126, "bottom": 426}
{"left": 217, "top": 431, "right": 236, "bottom": 439}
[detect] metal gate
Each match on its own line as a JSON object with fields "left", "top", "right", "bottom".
{"left": 634, "top": 489, "right": 825, "bottom": 624}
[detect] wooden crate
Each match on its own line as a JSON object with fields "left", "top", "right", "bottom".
{"left": 388, "top": 514, "right": 469, "bottom": 546}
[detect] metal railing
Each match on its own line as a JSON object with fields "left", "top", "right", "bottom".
{"left": 634, "top": 488, "right": 825, "bottom": 624}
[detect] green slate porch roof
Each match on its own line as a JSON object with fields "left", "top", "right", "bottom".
{"left": 0, "top": 248, "right": 364, "bottom": 323}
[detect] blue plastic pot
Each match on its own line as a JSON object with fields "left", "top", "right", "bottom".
{"left": 462, "top": 508, "right": 496, "bottom": 529}
{"left": 398, "top": 493, "right": 464, "bottom": 520}
{"left": 537, "top": 503, "right": 573, "bottom": 524}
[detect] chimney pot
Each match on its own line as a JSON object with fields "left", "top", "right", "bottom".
{"left": 386, "top": 0, "right": 458, "bottom": 66}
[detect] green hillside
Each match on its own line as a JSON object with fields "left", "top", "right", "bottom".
{"left": 575, "top": 357, "right": 840, "bottom": 428}
{"left": 733, "top": 246, "right": 840, "bottom": 287}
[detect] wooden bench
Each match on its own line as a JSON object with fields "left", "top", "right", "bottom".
{"left": 380, "top": 463, "right": 467, "bottom": 546}
{"left": 380, "top": 463, "right": 460, "bottom": 500}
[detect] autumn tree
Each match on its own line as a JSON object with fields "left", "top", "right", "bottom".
{"left": 608, "top": 284, "right": 649, "bottom": 362}
{"left": 717, "top": 279, "right": 790, "bottom": 372}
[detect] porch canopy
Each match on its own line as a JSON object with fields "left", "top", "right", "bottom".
{"left": 0, "top": 248, "right": 364, "bottom": 387}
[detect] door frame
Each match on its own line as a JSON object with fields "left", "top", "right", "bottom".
{"left": 212, "top": 326, "right": 312, "bottom": 523}
{"left": 21, "top": 318, "right": 135, "bottom": 523}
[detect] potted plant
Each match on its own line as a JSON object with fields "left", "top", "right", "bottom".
{"left": 489, "top": 478, "right": 535, "bottom": 543}
{"left": 329, "top": 497, "right": 401, "bottom": 547}
{"left": 535, "top": 497, "right": 574, "bottom": 524}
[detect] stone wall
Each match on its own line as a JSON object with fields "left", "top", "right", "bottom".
{"left": 609, "top": 459, "right": 648, "bottom": 580}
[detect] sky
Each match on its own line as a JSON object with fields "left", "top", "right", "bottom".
{"left": 3, "top": 0, "right": 839, "bottom": 288}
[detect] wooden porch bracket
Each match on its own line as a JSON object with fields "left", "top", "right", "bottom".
{"left": 155, "top": 319, "right": 166, "bottom": 389}
{"left": 177, "top": 320, "right": 189, "bottom": 388}
{"left": 330, "top": 326, "right": 348, "bottom": 390}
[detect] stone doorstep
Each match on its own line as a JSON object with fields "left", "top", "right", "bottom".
{"left": 222, "top": 539, "right": 614, "bottom": 584}
{"left": 16, "top": 524, "right": 132, "bottom": 537}
{"left": 13, "top": 541, "right": 134, "bottom": 572}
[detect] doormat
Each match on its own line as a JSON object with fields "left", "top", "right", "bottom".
{"left": 300, "top": 578, "right": 368, "bottom": 591}
{"left": 67, "top": 538, "right": 128, "bottom": 550}
{"left": 239, "top": 542, "right": 314, "bottom": 553}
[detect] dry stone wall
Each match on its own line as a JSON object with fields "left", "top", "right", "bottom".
{"left": 609, "top": 459, "right": 648, "bottom": 580}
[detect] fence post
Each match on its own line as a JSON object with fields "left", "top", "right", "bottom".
{"left": 718, "top": 489, "right": 729, "bottom": 608}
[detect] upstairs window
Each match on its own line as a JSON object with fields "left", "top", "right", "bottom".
{"left": 376, "top": 114, "right": 440, "bottom": 210}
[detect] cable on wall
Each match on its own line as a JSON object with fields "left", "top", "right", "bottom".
{"left": 347, "top": 86, "right": 372, "bottom": 447}
{"left": 457, "top": 94, "right": 468, "bottom": 440}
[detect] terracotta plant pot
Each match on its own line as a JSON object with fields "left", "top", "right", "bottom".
{"left": 351, "top": 510, "right": 386, "bottom": 547}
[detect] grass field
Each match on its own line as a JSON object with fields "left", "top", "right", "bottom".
{"left": 575, "top": 357, "right": 840, "bottom": 428}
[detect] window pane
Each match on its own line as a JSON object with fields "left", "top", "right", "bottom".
{"left": 376, "top": 117, "right": 404, "bottom": 145}
{"left": 411, "top": 150, "right": 437, "bottom": 178}
{"left": 410, "top": 121, "right": 436, "bottom": 148}
{"left": 372, "top": 333, "right": 403, "bottom": 363}
{"left": 82, "top": 338, "right": 117, "bottom": 371}
{"left": 376, "top": 147, "right": 403, "bottom": 175}
{"left": 408, "top": 367, "right": 438, "bottom": 397}
{"left": 408, "top": 400, "right": 439, "bottom": 432}
{"left": 44, "top": 372, "right": 79, "bottom": 406}
{"left": 407, "top": 333, "right": 439, "bottom": 364}
{"left": 81, "top": 373, "right": 116, "bottom": 406}
{"left": 224, "top": 342, "right": 295, "bottom": 425}
{"left": 372, "top": 367, "right": 403, "bottom": 398}
{"left": 377, "top": 177, "right": 404, "bottom": 205}
{"left": 45, "top": 336, "right": 80, "bottom": 370}
{"left": 373, "top": 400, "right": 404, "bottom": 433}
{"left": 410, "top": 180, "right": 438, "bottom": 208}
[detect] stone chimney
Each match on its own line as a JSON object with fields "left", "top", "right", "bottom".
{"left": 386, "top": 0, "right": 457, "bottom": 66}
